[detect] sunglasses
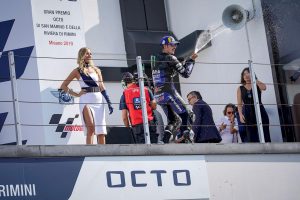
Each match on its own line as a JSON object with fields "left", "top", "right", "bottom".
{"left": 226, "top": 111, "right": 233, "bottom": 114}
{"left": 168, "top": 43, "right": 178, "bottom": 47}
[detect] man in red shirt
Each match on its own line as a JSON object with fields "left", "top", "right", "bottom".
{"left": 119, "top": 72, "right": 158, "bottom": 143}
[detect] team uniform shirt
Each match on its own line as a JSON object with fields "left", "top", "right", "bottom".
{"left": 152, "top": 52, "right": 195, "bottom": 94}
{"left": 119, "top": 84, "right": 154, "bottom": 126}
{"left": 151, "top": 53, "right": 195, "bottom": 115}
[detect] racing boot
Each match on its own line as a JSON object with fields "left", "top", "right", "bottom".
{"left": 162, "top": 130, "right": 172, "bottom": 144}
{"left": 183, "top": 129, "right": 194, "bottom": 143}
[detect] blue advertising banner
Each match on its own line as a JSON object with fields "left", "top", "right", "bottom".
{"left": 0, "top": 157, "right": 84, "bottom": 200}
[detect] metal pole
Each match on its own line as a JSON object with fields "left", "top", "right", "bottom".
{"left": 245, "top": 23, "right": 265, "bottom": 143}
{"left": 245, "top": 24, "right": 265, "bottom": 143}
{"left": 8, "top": 51, "right": 23, "bottom": 145}
{"left": 136, "top": 56, "right": 151, "bottom": 144}
{"left": 248, "top": 60, "right": 265, "bottom": 143}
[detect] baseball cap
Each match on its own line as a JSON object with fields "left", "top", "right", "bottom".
{"left": 121, "top": 72, "right": 134, "bottom": 84}
{"left": 160, "top": 36, "right": 180, "bottom": 45}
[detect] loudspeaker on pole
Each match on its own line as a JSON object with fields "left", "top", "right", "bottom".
{"left": 222, "top": 4, "right": 254, "bottom": 30}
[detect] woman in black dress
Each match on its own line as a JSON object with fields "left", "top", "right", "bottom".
{"left": 237, "top": 67, "right": 271, "bottom": 142}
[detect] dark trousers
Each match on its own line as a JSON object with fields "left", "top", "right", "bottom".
{"left": 244, "top": 105, "right": 271, "bottom": 143}
{"left": 132, "top": 120, "right": 158, "bottom": 144}
{"left": 157, "top": 90, "right": 190, "bottom": 135}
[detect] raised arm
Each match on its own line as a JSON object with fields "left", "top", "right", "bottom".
{"left": 168, "top": 53, "right": 198, "bottom": 78}
{"left": 256, "top": 79, "right": 266, "bottom": 91}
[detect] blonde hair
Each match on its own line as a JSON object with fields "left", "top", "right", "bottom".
{"left": 77, "top": 47, "right": 98, "bottom": 75}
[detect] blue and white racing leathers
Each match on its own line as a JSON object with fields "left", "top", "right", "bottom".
{"left": 152, "top": 52, "right": 195, "bottom": 143}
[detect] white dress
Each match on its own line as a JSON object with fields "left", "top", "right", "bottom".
{"left": 79, "top": 72, "right": 107, "bottom": 135}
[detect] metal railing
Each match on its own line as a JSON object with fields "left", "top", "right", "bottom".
{"left": 1, "top": 52, "right": 299, "bottom": 145}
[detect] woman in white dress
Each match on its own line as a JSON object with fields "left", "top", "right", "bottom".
{"left": 218, "top": 103, "right": 240, "bottom": 143}
{"left": 60, "top": 47, "right": 113, "bottom": 144}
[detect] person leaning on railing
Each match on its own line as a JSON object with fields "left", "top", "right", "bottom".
{"left": 237, "top": 67, "right": 271, "bottom": 143}
{"left": 186, "top": 91, "right": 222, "bottom": 143}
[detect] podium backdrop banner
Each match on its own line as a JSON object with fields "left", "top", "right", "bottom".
{"left": 31, "top": 0, "right": 87, "bottom": 144}
{"left": 0, "top": 0, "right": 86, "bottom": 144}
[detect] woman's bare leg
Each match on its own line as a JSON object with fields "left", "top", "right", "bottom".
{"left": 97, "top": 134, "right": 106, "bottom": 144}
{"left": 82, "top": 105, "right": 95, "bottom": 144}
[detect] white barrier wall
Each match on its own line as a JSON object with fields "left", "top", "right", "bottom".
{"left": 206, "top": 154, "right": 300, "bottom": 200}
{"left": 0, "top": 148, "right": 299, "bottom": 200}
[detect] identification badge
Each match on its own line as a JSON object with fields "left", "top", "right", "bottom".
{"left": 133, "top": 97, "right": 141, "bottom": 110}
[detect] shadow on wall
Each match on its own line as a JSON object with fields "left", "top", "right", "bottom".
{"left": 84, "top": 0, "right": 127, "bottom": 68}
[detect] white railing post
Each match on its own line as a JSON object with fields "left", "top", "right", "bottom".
{"left": 248, "top": 60, "right": 265, "bottom": 143}
{"left": 136, "top": 56, "right": 151, "bottom": 144}
{"left": 245, "top": 22, "right": 265, "bottom": 143}
{"left": 8, "top": 51, "right": 23, "bottom": 145}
